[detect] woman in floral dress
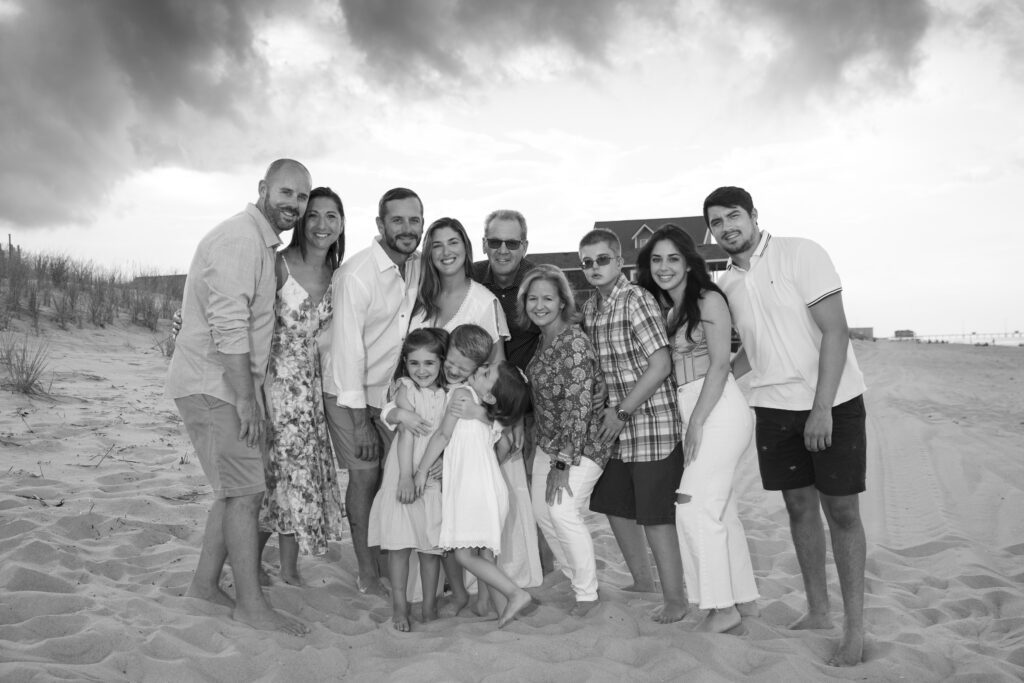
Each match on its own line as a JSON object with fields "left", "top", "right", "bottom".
{"left": 519, "top": 265, "right": 610, "bottom": 615}
{"left": 258, "top": 187, "right": 347, "bottom": 585}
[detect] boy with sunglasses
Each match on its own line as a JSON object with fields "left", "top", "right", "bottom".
{"left": 578, "top": 228, "right": 688, "bottom": 623}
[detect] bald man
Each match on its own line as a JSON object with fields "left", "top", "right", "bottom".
{"left": 167, "top": 159, "right": 312, "bottom": 635}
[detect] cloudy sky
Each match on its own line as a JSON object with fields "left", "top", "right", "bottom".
{"left": 2, "top": 0, "right": 1022, "bottom": 337}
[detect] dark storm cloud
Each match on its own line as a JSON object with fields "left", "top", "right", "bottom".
{"left": 0, "top": 0, "right": 268, "bottom": 227}
{"left": 338, "top": 0, "right": 677, "bottom": 86}
{"left": 720, "top": 0, "right": 933, "bottom": 96}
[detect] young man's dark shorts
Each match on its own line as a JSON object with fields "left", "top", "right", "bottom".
{"left": 589, "top": 443, "right": 684, "bottom": 525}
{"left": 754, "top": 394, "right": 866, "bottom": 496}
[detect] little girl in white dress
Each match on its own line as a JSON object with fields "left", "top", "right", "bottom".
{"left": 415, "top": 361, "right": 535, "bottom": 628}
{"left": 368, "top": 328, "right": 449, "bottom": 632}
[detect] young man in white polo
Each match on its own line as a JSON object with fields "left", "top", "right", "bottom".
{"left": 705, "top": 186, "right": 867, "bottom": 667}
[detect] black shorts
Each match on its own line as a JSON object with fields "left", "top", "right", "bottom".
{"left": 754, "top": 394, "right": 867, "bottom": 496}
{"left": 589, "top": 443, "right": 683, "bottom": 526}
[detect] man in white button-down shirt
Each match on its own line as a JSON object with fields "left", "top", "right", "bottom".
{"left": 322, "top": 187, "right": 424, "bottom": 597}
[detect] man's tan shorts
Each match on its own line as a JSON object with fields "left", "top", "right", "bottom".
{"left": 323, "top": 395, "right": 394, "bottom": 472}
{"left": 175, "top": 394, "right": 266, "bottom": 499}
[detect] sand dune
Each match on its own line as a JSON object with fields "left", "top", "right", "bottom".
{"left": 1, "top": 322, "right": 1022, "bottom": 681}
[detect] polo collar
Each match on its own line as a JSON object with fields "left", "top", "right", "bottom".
{"left": 726, "top": 231, "right": 772, "bottom": 272}
{"left": 245, "top": 204, "right": 282, "bottom": 249}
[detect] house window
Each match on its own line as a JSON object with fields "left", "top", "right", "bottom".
{"left": 636, "top": 237, "right": 648, "bottom": 248}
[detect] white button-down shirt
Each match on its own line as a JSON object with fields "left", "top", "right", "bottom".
{"left": 719, "top": 232, "right": 866, "bottom": 410}
{"left": 322, "top": 237, "right": 421, "bottom": 409}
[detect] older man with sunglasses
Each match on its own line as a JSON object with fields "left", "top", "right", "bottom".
{"left": 472, "top": 210, "right": 555, "bottom": 573}
{"left": 472, "top": 209, "right": 539, "bottom": 372}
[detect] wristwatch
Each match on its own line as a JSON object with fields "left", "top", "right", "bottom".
{"left": 615, "top": 405, "right": 631, "bottom": 422}
{"left": 553, "top": 460, "right": 568, "bottom": 471}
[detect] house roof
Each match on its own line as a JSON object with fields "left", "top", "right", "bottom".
{"left": 594, "top": 216, "right": 727, "bottom": 263}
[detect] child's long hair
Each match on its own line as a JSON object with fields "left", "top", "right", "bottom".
{"left": 392, "top": 327, "right": 449, "bottom": 388}
{"left": 485, "top": 362, "right": 531, "bottom": 427}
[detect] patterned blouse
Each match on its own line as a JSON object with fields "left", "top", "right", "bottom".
{"left": 526, "top": 324, "right": 612, "bottom": 468}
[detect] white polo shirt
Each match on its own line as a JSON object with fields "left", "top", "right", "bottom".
{"left": 719, "top": 231, "right": 865, "bottom": 410}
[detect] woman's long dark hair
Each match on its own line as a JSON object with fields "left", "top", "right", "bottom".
{"left": 412, "top": 217, "right": 474, "bottom": 321}
{"left": 636, "top": 224, "right": 727, "bottom": 342}
{"left": 289, "top": 186, "right": 345, "bottom": 269}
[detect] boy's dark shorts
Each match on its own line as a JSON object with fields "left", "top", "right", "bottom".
{"left": 589, "top": 443, "right": 683, "bottom": 525}
{"left": 754, "top": 394, "right": 866, "bottom": 496}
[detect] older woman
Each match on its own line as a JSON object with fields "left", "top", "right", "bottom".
{"left": 519, "top": 264, "right": 610, "bottom": 616}
{"left": 636, "top": 224, "right": 759, "bottom": 633}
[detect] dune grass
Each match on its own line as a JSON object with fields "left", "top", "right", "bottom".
{"left": 0, "top": 331, "right": 51, "bottom": 395}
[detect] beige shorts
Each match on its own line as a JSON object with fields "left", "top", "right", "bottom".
{"left": 175, "top": 394, "right": 267, "bottom": 499}
{"left": 323, "top": 395, "right": 394, "bottom": 472}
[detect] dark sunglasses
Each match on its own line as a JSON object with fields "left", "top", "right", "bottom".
{"left": 485, "top": 238, "right": 523, "bottom": 250}
{"left": 581, "top": 255, "right": 616, "bottom": 270}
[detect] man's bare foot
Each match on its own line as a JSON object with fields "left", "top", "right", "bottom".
{"left": 827, "top": 627, "right": 864, "bottom": 667}
{"left": 736, "top": 600, "right": 759, "bottom": 618}
{"left": 421, "top": 604, "right": 439, "bottom": 622}
{"left": 790, "top": 612, "right": 833, "bottom": 630}
{"left": 185, "top": 581, "right": 235, "bottom": 609}
{"left": 498, "top": 590, "right": 534, "bottom": 628}
{"left": 653, "top": 599, "right": 689, "bottom": 624}
{"left": 356, "top": 576, "right": 390, "bottom": 598}
{"left": 233, "top": 604, "right": 309, "bottom": 636}
{"left": 569, "top": 599, "right": 599, "bottom": 617}
{"left": 695, "top": 606, "right": 742, "bottom": 633}
{"left": 623, "top": 581, "right": 656, "bottom": 593}
{"left": 280, "top": 569, "right": 306, "bottom": 587}
{"left": 438, "top": 593, "right": 469, "bottom": 618}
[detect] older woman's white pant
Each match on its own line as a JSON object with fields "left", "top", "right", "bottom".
{"left": 676, "top": 375, "right": 760, "bottom": 610}
{"left": 531, "top": 450, "right": 603, "bottom": 602}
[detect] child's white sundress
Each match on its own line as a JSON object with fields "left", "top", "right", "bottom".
{"left": 438, "top": 386, "right": 509, "bottom": 555}
{"left": 368, "top": 377, "right": 446, "bottom": 552}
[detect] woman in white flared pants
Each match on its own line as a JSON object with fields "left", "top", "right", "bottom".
{"left": 637, "top": 224, "right": 759, "bottom": 633}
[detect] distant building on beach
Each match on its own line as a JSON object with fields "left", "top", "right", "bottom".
{"left": 894, "top": 329, "right": 916, "bottom": 340}
{"left": 850, "top": 327, "right": 875, "bottom": 341}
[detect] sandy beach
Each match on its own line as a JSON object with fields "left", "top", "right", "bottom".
{"left": 1, "top": 321, "right": 1022, "bottom": 682}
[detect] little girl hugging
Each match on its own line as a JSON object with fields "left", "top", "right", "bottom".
{"left": 415, "top": 360, "right": 535, "bottom": 628}
{"left": 367, "top": 328, "right": 449, "bottom": 631}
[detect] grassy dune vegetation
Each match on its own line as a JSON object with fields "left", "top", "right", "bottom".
{"left": 0, "top": 242, "right": 183, "bottom": 393}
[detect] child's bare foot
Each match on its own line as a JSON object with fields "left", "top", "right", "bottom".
{"left": 392, "top": 605, "right": 412, "bottom": 632}
{"left": 695, "top": 606, "right": 741, "bottom": 633}
{"left": 736, "top": 600, "right": 759, "bottom": 618}
{"left": 421, "top": 604, "right": 439, "bottom": 622}
{"left": 827, "top": 626, "right": 864, "bottom": 667}
{"left": 569, "top": 599, "right": 599, "bottom": 617}
{"left": 185, "top": 581, "right": 235, "bottom": 609}
{"left": 653, "top": 599, "right": 688, "bottom": 624}
{"left": 790, "top": 611, "right": 833, "bottom": 630}
{"left": 498, "top": 590, "right": 534, "bottom": 628}
{"left": 472, "top": 594, "right": 494, "bottom": 617}
{"left": 622, "top": 581, "right": 656, "bottom": 593}
{"left": 438, "top": 592, "right": 469, "bottom": 618}
{"left": 233, "top": 604, "right": 308, "bottom": 636}
{"left": 356, "top": 576, "right": 390, "bottom": 598}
